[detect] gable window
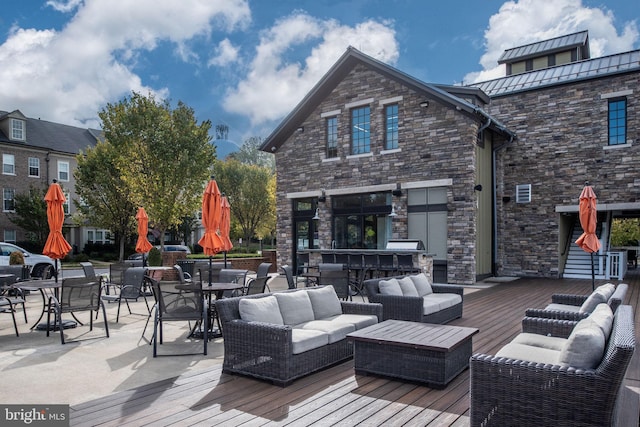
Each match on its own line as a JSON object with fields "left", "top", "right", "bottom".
{"left": 326, "top": 116, "right": 338, "bottom": 158}
{"left": 58, "top": 161, "right": 70, "bottom": 181}
{"left": 385, "top": 104, "right": 399, "bottom": 150}
{"left": 3, "top": 188, "right": 15, "bottom": 212}
{"left": 608, "top": 98, "right": 626, "bottom": 145}
{"left": 351, "top": 106, "right": 370, "bottom": 154}
{"left": 11, "top": 119, "right": 25, "bottom": 141}
{"left": 28, "top": 157, "right": 40, "bottom": 177}
{"left": 3, "top": 154, "right": 15, "bottom": 175}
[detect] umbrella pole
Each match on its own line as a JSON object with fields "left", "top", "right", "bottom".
{"left": 224, "top": 251, "right": 228, "bottom": 268}
{"left": 54, "top": 259, "right": 58, "bottom": 283}
{"left": 590, "top": 252, "right": 595, "bottom": 291}
{"left": 209, "top": 256, "right": 212, "bottom": 285}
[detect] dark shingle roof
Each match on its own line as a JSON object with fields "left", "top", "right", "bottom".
{"left": 0, "top": 110, "right": 101, "bottom": 154}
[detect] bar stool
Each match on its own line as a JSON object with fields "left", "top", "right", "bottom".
{"left": 321, "top": 252, "right": 335, "bottom": 264}
{"left": 378, "top": 254, "right": 397, "bottom": 277}
{"left": 363, "top": 254, "right": 379, "bottom": 278}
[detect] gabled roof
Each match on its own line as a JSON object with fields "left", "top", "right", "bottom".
{"left": 0, "top": 110, "right": 101, "bottom": 155}
{"left": 498, "top": 30, "right": 590, "bottom": 64}
{"left": 260, "top": 47, "right": 515, "bottom": 153}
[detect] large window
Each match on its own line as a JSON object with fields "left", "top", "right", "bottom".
{"left": 608, "top": 98, "right": 627, "bottom": 145}
{"left": 385, "top": 104, "right": 399, "bottom": 150}
{"left": 332, "top": 192, "right": 391, "bottom": 249}
{"left": 11, "top": 119, "right": 25, "bottom": 140}
{"left": 351, "top": 106, "right": 370, "bottom": 154}
{"left": 3, "top": 188, "right": 15, "bottom": 212}
{"left": 28, "top": 157, "right": 40, "bottom": 177}
{"left": 58, "top": 161, "right": 70, "bottom": 181}
{"left": 4, "top": 230, "right": 16, "bottom": 243}
{"left": 3, "top": 154, "right": 15, "bottom": 175}
{"left": 326, "top": 116, "right": 338, "bottom": 158}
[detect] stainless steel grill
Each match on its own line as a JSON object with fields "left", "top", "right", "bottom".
{"left": 385, "top": 239, "right": 425, "bottom": 250}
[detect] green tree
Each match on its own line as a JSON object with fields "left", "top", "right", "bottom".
{"left": 213, "top": 159, "right": 275, "bottom": 249}
{"left": 8, "top": 185, "right": 48, "bottom": 246}
{"left": 228, "top": 136, "right": 275, "bottom": 171}
{"left": 99, "top": 92, "right": 216, "bottom": 251}
{"left": 74, "top": 141, "right": 137, "bottom": 261}
{"left": 611, "top": 218, "right": 640, "bottom": 246}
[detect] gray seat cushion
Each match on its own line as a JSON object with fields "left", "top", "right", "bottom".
{"left": 559, "top": 318, "right": 606, "bottom": 369}
{"left": 398, "top": 277, "right": 419, "bottom": 296}
{"left": 291, "top": 328, "right": 329, "bottom": 354}
{"left": 496, "top": 342, "right": 561, "bottom": 365}
{"left": 409, "top": 273, "right": 433, "bottom": 296}
{"left": 298, "top": 320, "right": 355, "bottom": 343}
{"left": 307, "top": 286, "right": 343, "bottom": 319}
{"left": 326, "top": 313, "right": 378, "bottom": 330}
{"left": 238, "top": 295, "right": 284, "bottom": 325}
{"left": 511, "top": 333, "right": 567, "bottom": 351}
{"left": 276, "top": 290, "right": 315, "bottom": 325}
{"left": 378, "top": 278, "right": 403, "bottom": 296}
{"left": 423, "top": 293, "right": 462, "bottom": 315}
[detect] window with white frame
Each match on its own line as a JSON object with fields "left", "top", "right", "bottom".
{"left": 3, "top": 188, "right": 15, "bottom": 211}
{"left": 384, "top": 104, "right": 399, "bottom": 150}
{"left": 28, "top": 157, "right": 40, "bottom": 177}
{"left": 3, "top": 154, "right": 15, "bottom": 175}
{"left": 11, "top": 119, "right": 25, "bottom": 141}
{"left": 58, "top": 161, "right": 70, "bottom": 181}
{"left": 87, "top": 229, "right": 110, "bottom": 244}
{"left": 516, "top": 184, "right": 532, "bottom": 203}
{"left": 4, "top": 230, "right": 16, "bottom": 243}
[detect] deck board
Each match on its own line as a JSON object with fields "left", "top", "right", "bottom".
{"left": 70, "top": 275, "right": 640, "bottom": 426}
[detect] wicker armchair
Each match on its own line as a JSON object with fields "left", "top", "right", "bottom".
{"left": 525, "top": 283, "right": 627, "bottom": 321}
{"left": 363, "top": 276, "right": 463, "bottom": 323}
{"left": 470, "top": 305, "right": 636, "bottom": 427}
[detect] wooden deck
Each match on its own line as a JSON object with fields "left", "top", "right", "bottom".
{"left": 70, "top": 275, "right": 640, "bottom": 426}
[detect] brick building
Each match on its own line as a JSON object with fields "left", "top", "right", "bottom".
{"left": 261, "top": 31, "right": 640, "bottom": 284}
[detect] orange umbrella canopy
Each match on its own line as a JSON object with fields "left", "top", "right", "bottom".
{"left": 135, "top": 207, "right": 153, "bottom": 254}
{"left": 575, "top": 184, "right": 601, "bottom": 253}
{"left": 198, "top": 178, "right": 224, "bottom": 256}
{"left": 43, "top": 181, "right": 72, "bottom": 260}
{"left": 220, "top": 195, "right": 234, "bottom": 252}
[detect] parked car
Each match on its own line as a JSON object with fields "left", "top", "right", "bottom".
{"left": 0, "top": 242, "right": 56, "bottom": 277}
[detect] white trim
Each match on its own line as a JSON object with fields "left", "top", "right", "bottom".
{"left": 557, "top": 201, "right": 640, "bottom": 213}
{"left": 327, "top": 184, "right": 397, "bottom": 196}
{"left": 321, "top": 109, "right": 341, "bottom": 118}
{"left": 601, "top": 89, "right": 633, "bottom": 99}
{"left": 321, "top": 157, "right": 341, "bottom": 163}
{"left": 286, "top": 178, "right": 454, "bottom": 199}
{"left": 380, "top": 148, "right": 401, "bottom": 155}
{"left": 345, "top": 98, "right": 374, "bottom": 109}
{"left": 402, "top": 179, "right": 453, "bottom": 189}
{"left": 346, "top": 152, "right": 373, "bottom": 160}
{"left": 287, "top": 190, "right": 324, "bottom": 199}
{"left": 379, "top": 96, "right": 403, "bottom": 106}
{"left": 603, "top": 142, "right": 632, "bottom": 150}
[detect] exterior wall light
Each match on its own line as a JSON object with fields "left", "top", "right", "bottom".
{"left": 312, "top": 208, "right": 320, "bottom": 220}
{"left": 419, "top": 101, "right": 429, "bottom": 108}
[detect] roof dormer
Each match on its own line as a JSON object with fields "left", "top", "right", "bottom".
{"left": 0, "top": 110, "right": 27, "bottom": 142}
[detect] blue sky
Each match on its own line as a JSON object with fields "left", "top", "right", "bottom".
{"left": 1, "top": 0, "right": 638, "bottom": 157}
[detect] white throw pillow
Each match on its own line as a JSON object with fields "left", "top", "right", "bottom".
{"left": 239, "top": 295, "right": 284, "bottom": 325}
{"left": 409, "top": 273, "right": 433, "bottom": 296}
{"left": 307, "top": 285, "right": 343, "bottom": 319}
{"left": 275, "top": 290, "right": 315, "bottom": 325}
{"left": 588, "top": 303, "right": 614, "bottom": 339}
{"left": 595, "top": 283, "right": 615, "bottom": 301}
{"left": 378, "top": 278, "right": 402, "bottom": 296}
{"left": 578, "top": 289, "right": 608, "bottom": 313}
{"left": 558, "top": 318, "right": 605, "bottom": 369}
{"left": 398, "top": 277, "right": 419, "bottom": 297}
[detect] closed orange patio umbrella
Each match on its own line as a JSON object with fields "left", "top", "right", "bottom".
{"left": 575, "top": 182, "right": 601, "bottom": 289}
{"left": 43, "top": 180, "right": 72, "bottom": 281}
{"left": 198, "top": 177, "right": 224, "bottom": 282}
{"left": 135, "top": 207, "right": 153, "bottom": 266}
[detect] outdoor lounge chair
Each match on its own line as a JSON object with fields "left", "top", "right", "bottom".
{"left": 47, "top": 277, "right": 109, "bottom": 344}
{"left": 470, "top": 305, "right": 636, "bottom": 427}
{"left": 102, "top": 267, "right": 151, "bottom": 322}
{"left": 244, "top": 276, "right": 269, "bottom": 295}
{"left": 0, "top": 274, "right": 26, "bottom": 336}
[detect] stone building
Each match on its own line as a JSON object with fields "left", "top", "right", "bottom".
{"left": 261, "top": 31, "right": 640, "bottom": 284}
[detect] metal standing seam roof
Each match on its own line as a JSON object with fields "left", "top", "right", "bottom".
{"left": 498, "top": 30, "right": 589, "bottom": 63}
{"left": 471, "top": 50, "right": 640, "bottom": 97}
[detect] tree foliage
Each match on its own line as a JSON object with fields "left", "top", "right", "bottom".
{"left": 74, "top": 141, "right": 137, "bottom": 260}
{"left": 611, "top": 218, "right": 640, "bottom": 246}
{"left": 98, "top": 92, "right": 216, "bottom": 250}
{"left": 8, "top": 185, "right": 48, "bottom": 246}
{"left": 213, "top": 159, "right": 275, "bottom": 248}
{"left": 227, "top": 136, "right": 275, "bottom": 171}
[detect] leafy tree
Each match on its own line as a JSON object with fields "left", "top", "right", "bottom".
{"left": 611, "top": 218, "right": 640, "bottom": 246}
{"left": 8, "top": 185, "right": 48, "bottom": 246}
{"left": 228, "top": 136, "right": 275, "bottom": 171}
{"left": 74, "top": 141, "right": 137, "bottom": 261}
{"left": 99, "top": 92, "right": 216, "bottom": 251}
{"left": 213, "top": 159, "right": 275, "bottom": 249}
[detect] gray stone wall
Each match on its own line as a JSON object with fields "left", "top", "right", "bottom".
{"left": 274, "top": 64, "right": 488, "bottom": 284}
{"left": 487, "top": 72, "right": 639, "bottom": 277}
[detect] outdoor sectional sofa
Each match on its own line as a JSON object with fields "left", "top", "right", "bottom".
{"left": 215, "top": 285, "right": 382, "bottom": 386}
{"left": 363, "top": 273, "right": 463, "bottom": 324}
{"left": 470, "top": 303, "right": 636, "bottom": 427}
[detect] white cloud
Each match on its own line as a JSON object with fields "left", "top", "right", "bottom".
{"left": 0, "top": 0, "right": 251, "bottom": 127}
{"left": 208, "top": 38, "right": 240, "bottom": 67}
{"left": 464, "top": 0, "right": 639, "bottom": 84}
{"left": 222, "top": 12, "right": 398, "bottom": 125}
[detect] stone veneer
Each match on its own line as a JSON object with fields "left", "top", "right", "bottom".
{"left": 273, "top": 64, "right": 504, "bottom": 285}
{"left": 487, "top": 72, "right": 639, "bottom": 278}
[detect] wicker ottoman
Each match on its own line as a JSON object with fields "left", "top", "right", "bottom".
{"left": 347, "top": 319, "right": 479, "bottom": 388}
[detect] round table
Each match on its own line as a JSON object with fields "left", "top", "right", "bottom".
{"left": 17, "top": 280, "right": 77, "bottom": 330}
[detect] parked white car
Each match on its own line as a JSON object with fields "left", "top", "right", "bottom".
{"left": 0, "top": 242, "right": 56, "bottom": 277}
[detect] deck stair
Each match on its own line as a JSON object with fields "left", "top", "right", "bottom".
{"left": 563, "top": 221, "right": 606, "bottom": 279}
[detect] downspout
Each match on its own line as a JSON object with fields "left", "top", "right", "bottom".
{"left": 492, "top": 131, "right": 515, "bottom": 275}
{"left": 45, "top": 152, "right": 50, "bottom": 184}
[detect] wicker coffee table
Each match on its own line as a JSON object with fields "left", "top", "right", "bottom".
{"left": 347, "top": 319, "right": 479, "bottom": 388}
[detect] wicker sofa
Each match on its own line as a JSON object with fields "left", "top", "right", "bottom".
{"left": 363, "top": 274, "right": 463, "bottom": 323}
{"left": 470, "top": 304, "right": 636, "bottom": 427}
{"left": 525, "top": 282, "right": 628, "bottom": 320}
{"left": 215, "top": 285, "right": 382, "bottom": 386}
